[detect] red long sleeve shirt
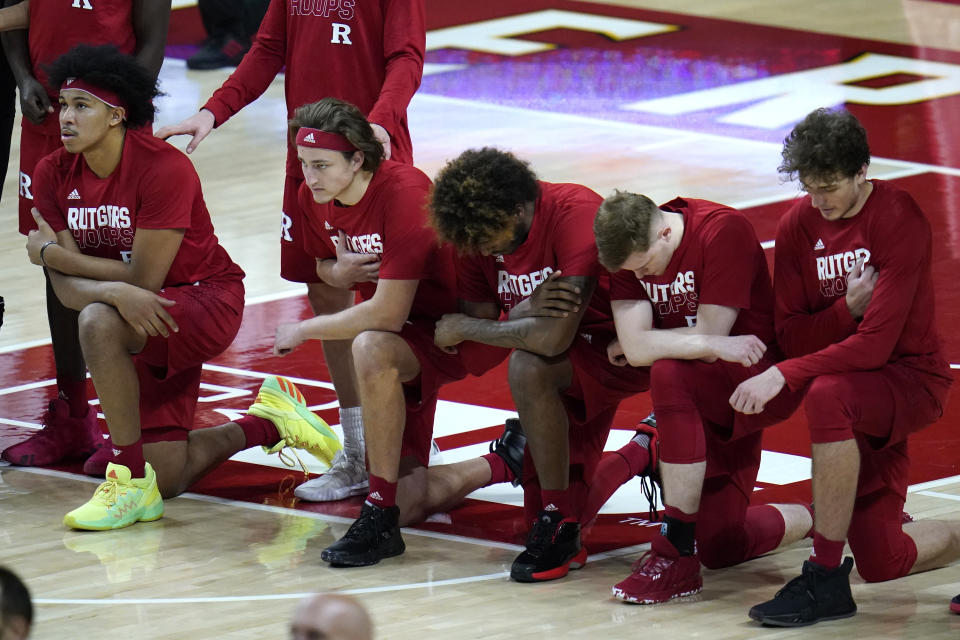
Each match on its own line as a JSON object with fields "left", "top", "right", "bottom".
{"left": 774, "top": 180, "right": 950, "bottom": 392}
{"left": 202, "top": 0, "right": 425, "bottom": 174}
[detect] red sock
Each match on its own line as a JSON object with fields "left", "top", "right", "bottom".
{"left": 58, "top": 378, "right": 89, "bottom": 418}
{"left": 482, "top": 452, "right": 511, "bottom": 486}
{"left": 617, "top": 440, "right": 651, "bottom": 476}
{"left": 810, "top": 532, "right": 845, "bottom": 569}
{"left": 235, "top": 415, "right": 280, "bottom": 448}
{"left": 110, "top": 438, "right": 145, "bottom": 477}
{"left": 540, "top": 489, "right": 574, "bottom": 518}
{"left": 580, "top": 452, "right": 632, "bottom": 525}
{"left": 366, "top": 474, "right": 398, "bottom": 508}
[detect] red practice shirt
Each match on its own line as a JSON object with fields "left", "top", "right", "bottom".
{"left": 774, "top": 180, "right": 950, "bottom": 391}
{"left": 456, "top": 182, "right": 614, "bottom": 333}
{"left": 203, "top": 0, "right": 425, "bottom": 173}
{"left": 36, "top": 129, "right": 244, "bottom": 288}
{"left": 609, "top": 198, "right": 776, "bottom": 346}
{"left": 298, "top": 160, "right": 454, "bottom": 319}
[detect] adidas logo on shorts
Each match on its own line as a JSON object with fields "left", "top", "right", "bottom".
{"left": 68, "top": 189, "right": 81, "bottom": 200}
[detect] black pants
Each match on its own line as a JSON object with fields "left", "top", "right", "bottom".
{"left": 199, "top": 0, "right": 270, "bottom": 41}
{"left": 0, "top": 47, "right": 16, "bottom": 202}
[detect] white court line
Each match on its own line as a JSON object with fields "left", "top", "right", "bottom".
{"left": 0, "top": 378, "right": 56, "bottom": 396}
{"left": 414, "top": 93, "right": 960, "bottom": 178}
{"left": 908, "top": 473, "right": 960, "bottom": 492}
{"left": 201, "top": 363, "right": 335, "bottom": 391}
{"left": 35, "top": 573, "right": 512, "bottom": 605}
{"left": 915, "top": 490, "right": 960, "bottom": 502}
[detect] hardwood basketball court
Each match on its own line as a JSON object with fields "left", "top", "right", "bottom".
{"left": 1, "top": 1, "right": 960, "bottom": 638}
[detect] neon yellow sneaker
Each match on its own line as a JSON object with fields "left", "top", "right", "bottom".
{"left": 248, "top": 376, "right": 342, "bottom": 468}
{"left": 63, "top": 462, "right": 164, "bottom": 531}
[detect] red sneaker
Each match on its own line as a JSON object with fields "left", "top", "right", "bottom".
{"left": 1, "top": 399, "right": 105, "bottom": 466}
{"left": 82, "top": 437, "right": 116, "bottom": 476}
{"left": 612, "top": 535, "right": 702, "bottom": 604}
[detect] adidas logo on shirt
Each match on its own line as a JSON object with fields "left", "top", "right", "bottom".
{"left": 813, "top": 238, "right": 825, "bottom": 251}
{"left": 495, "top": 255, "right": 505, "bottom": 263}
{"left": 304, "top": 132, "right": 316, "bottom": 143}
{"left": 324, "top": 221, "right": 334, "bottom": 230}
{"left": 112, "top": 448, "right": 122, "bottom": 456}
{"left": 68, "top": 189, "right": 81, "bottom": 200}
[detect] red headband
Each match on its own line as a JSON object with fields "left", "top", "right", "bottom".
{"left": 295, "top": 127, "right": 356, "bottom": 152}
{"left": 61, "top": 77, "right": 127, "bottom": 115}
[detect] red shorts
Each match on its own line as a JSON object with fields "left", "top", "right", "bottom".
{"left": 134, "top": 277, "right": 244, "bottom": 439}
{"left": 280, "top": 173, "right": 322, "bottom": 283}
{"left": 651, "top": 356, "right": 805, "bottom": 465}
{"left": 398, "top": 319, "right": 509, "bottom": 466}
{"left": 847, "top": 443, "right": 918, "bottom": 582}
{"left": 801, "top": 360, "right": 950, "bottom": 581}
{"left": 17, "top": 118, "right": 60, "bottom": 235}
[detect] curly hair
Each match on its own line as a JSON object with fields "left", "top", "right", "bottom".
{"left": 429, "top": 148, "right": 540, "bottom": 251}
{"left": 288, "top": 98, "right": 384, "bottom": 173}
{"left": 46, "top": 45, "right": 161, "bottom": 129}
{"left": 779, "top": 108, "right": 870, "bottom": 183}
{"left": 594, "top": 191, "right": 661, "bottom": 271}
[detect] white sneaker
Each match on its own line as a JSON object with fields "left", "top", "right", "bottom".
{"left": 294, "top": 450, "right": 368, "bottom": 502}
{"left": 429, "top": 439, "right": 444, "bottom": 466}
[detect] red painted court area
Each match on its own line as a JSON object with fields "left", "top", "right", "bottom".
{"left": 2, "top": 1, "right": 959, "bottom": 554}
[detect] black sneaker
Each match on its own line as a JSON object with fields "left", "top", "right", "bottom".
{"left": 748, "top": 557, "right": 857, "bottom": 626}
{"left": 510, "top": 510, "right": 586, "bottom": 582}
{"left": 490, "top": 418, "right": 526, "bottom": 486}
{"left": 187, "top": 35, "right": 250, "bottom": 70}
{"left": 320, "top": 502, "right": 405, "bottom": 567}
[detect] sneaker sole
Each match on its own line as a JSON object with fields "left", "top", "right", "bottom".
{"left": 294, "top": 481, "right": 369, "bottom": 502}
{"left": 611, "top": 581, "right": 703, "bottom": 604}
{"left": 64, "top": 500, "right": 165, "bottom": 531}
{"left": 320, "top": 541, "right": 405, "bottom": 567}
{"left": 748, "top": 608, "right": 857, "bottom": 627}
{"left": 511, "top": 547, "right": 588, "bottom": 583}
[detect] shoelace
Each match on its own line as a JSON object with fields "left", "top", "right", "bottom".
{"left": 343, "top": 507, "right": 383, "bottom": 541}
{"left": 276, "top": 445, "right": 310, "bottom": 480}
{"left": 93, "top": 479, "right": 121, "bottom": 507}
{"left": 776, "top": 571, "right": 816, "bottom": 600}
{"left": 525, "top": 516, "right": 561, "bottom": 552}
{"left": 632, "top": 550, "right": 675, "bottom": 575}
{"left": 640, "top": 474, "right": 660, "bottom": 523}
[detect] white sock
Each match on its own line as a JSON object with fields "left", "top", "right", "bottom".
{"left": 339, "top": 406, "right": 364, "bottom": 456}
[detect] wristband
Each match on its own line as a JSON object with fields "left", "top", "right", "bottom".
{"left": 40, "top": 240, "right": 57, "bottom": 267}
